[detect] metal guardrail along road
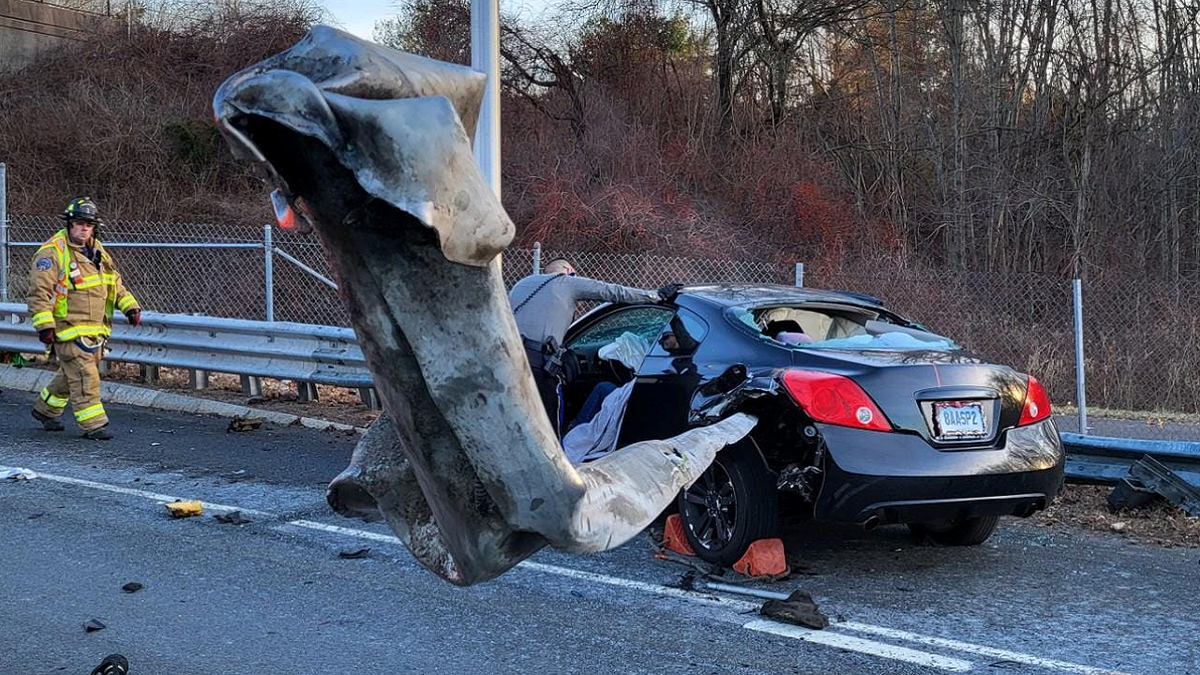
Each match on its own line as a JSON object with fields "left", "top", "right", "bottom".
{"left": 0, "top": 302, "right": 372, "bottom": 389}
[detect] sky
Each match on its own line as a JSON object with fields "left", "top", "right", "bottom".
{"left": 320, "top": 0, "right": 554, "bottom": 41}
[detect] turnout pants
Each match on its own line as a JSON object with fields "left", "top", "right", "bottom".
{"left": 33, "top": 338, "right": 108, "bottom": 431}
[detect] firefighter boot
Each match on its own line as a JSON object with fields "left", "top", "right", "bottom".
{"left": 31, "top": 409, "right": 65, "bottom": 431}
{"left": 82, "top": 425, "right": 114, "bottom": 441}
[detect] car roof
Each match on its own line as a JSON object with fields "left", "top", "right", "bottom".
{"left": 681, "top": 284, "right": 885, "bottom": 311}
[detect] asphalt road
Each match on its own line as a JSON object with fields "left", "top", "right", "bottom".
{"left": 1, "top": 393, "right": 1197, "bottom": 675}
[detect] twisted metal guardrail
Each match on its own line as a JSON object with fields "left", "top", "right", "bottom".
{"left": 1059, "top": 432, "right": 1200, "bottom": 484}
{"left": 0, "top": 302, "right": 372, "bottom": 389}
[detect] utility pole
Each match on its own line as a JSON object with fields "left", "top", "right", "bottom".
{"left": 470, "top": 0, "right": 500, "bottom": 198}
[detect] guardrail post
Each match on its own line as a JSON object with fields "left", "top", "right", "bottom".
{"left": 794, "top": 262, "right": 804, "bottom": 287}
{"left": 264, "top": 223, "right": 275, "bottom": 322}
{"left": 532, "top": 241, "right": 541, "bottom": 274}
{"left": 1073, "top": 279, "right": 1088, "bottom": 435}
{"left": 296, "top": 381, "right": 318, "bottom": 402}
{"left": 359, "top": 386, "right": 380, "bottom": 410}
{"left": 1, "top": 162, "right": 8, "bottom": 303}
{"left": 190, "top": 368, "right": 209, "bottom": 390}
{"left": 240, "top": 375, "right": 262, "bottom": 397}
{"left": 140, "top": 365, "right": 158, "bottom": 385}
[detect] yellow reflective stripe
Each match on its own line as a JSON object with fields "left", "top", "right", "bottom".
{"left": 117, "top": 295, "right": 137, "bottom": 312}
{"left": 31, "top": 311, "right": 55, "bottom": 327}
{"left": 74, "top": 403, "right": 106, "bottom": 422}
{"left": 74, "top": 273, "right": 116, "bottom": 287}
{"left": 40, "top": 388, "right": 68, "bottom": 409}
{"left": 55, "top": 324, "right": 110, "bottom": 341}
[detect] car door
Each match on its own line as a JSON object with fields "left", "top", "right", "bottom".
{"left": 562, "top": 305, "right": 676, "bottom": 425}
{"left": 615, "top": 307, "right": 710, "bottom": 447}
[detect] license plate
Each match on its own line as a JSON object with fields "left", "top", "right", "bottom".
{"left": 933, "top": 401, "right": 986, "bottom": 440}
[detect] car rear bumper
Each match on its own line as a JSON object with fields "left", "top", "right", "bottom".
{"left": 811, "top": 418, "right": 1065, "bottom": 524}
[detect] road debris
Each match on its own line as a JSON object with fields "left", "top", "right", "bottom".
{"left": 121, "top": 582, "right": 143, "bottom": 593}
{"left": 759, "top": 590, "right": 830, "bottom": 630}
{"left": 338, "top": 547, "right": 371, "bottom": 559}
{"left": 89, "top": 653, "right": 129, "bottom": 675}
{"left": 1, "top": 467, "right": 37, "bottom": 481}
{"left": 164, "top": 500, "right": 202, "bottom": 518}
{"left": 1107, "top": 476, "right": 1162, "bottom": 512}
{"left": 83, "top": 618, "right": 106, "bottom": 633}
{"left": 1129, "top": 456, "right": 1200, "bottom": 517}
{"left": 214, "top": 510, "right": 252, "bottom": 525}
{"left": 227, "top": 417, "right": 263, "bottom": 433}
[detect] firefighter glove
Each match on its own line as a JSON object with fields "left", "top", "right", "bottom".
{"left": 125, "top": 308, "right": 141, "bottom": 327}
{"left": 38, "top": 329, "right": 56, "bottom": 345}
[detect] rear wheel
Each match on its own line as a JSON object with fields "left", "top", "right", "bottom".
{"left": 677, "top": 440, "right": 779, "bottom": 565}
{"left": 908, "top": 515, "right": 999, "bottom": 546}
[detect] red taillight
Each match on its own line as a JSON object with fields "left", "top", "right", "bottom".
{"left": 1018, "top": 375, "right": 1052, "bottom": 426}
{"left": 781, "top": 370, "right": 892, "bottom": 432}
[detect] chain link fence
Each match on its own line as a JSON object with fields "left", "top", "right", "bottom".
{"left": 2, "top": 209, "right": 1198, "bottom": 441}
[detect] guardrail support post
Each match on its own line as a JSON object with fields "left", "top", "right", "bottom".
{"left": 1073, "top": 279, "right": 1088, "bottom": 435}
{"left": 190, "top": 368, "right": 209, "bottom": 391}
{"left": 140, "top": 365, "right": 158, "bottom": 385}
{"left": 532, "top": 241, "right": 541, "bottom": 275}
{"left": 359, "top": 386, "right": 380, "bottom": 410}
{"left": 241, "top": 375, "right": 262, "bottom": 397}
{"left": 296, "top": 381, "right": 318, "bottom": 402}
{"left": 794, "top": 262, "right": 804, "bottom": 287}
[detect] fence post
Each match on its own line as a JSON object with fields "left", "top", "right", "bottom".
{"left": 1072, "top": 279, "right": 1088, "bottom": 435}
{"left": 532, "top": 241, "right": 541, "bottom": 274}
{"left": 794, "top": 262, "right": 804, "bottom": 287}
{"left": 1, "top": 162, "right": 8, "bottom": 303}
{"left": 264, "top": 223, "right": 274, "bottom": 322}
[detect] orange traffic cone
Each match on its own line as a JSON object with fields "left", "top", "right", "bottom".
{"left": 732, "top": 538, "right": 787, "bottom": 577}
{"left": 661, "top": 514, "right": 696, "bottom": 556}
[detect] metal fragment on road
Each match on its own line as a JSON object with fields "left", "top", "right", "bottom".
{"left": 213, "top": 26, "right": 756, "bottom": 585}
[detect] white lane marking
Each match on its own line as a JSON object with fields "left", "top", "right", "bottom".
{"left": 836, "top": 622, "right": 1131, "bottom": 675}
{"left": 285, "top": 520, "right": 971, "bottom": 670}
{"left": 20, "top": 469, "right": 1135, "bottom": 675}
{"left": 745, "top": 619, "right": 974, "bottom": 672}
{"left": 281, "top": 519, "right": 763, "bottom": 611}
{"left": 34, "top": 471, "right": 272, "bottom": 517}
{"left": 285, "top": 519, "right": 407, "bottom": 544}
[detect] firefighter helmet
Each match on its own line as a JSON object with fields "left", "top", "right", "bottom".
{"left": 60, "top": 197, "right": 102, "bottom": 224}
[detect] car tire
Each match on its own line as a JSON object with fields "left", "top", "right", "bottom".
{"left": 908, "top": 515, "right": 999, "bottom": 546}
{"left": 677, "top": 439, "right": 780, "bottom": 566}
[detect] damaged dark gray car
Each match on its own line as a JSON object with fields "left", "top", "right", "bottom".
{"left": 559, "top": 285, "right": 1065, "bottom": 564}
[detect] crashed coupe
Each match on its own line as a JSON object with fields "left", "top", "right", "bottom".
{"left": 560, "top": 285, "right": 1066, "bottom": 565}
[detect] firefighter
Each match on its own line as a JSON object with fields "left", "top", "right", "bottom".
{"left": 29, "top": 198, "right": 141, "bottom": 440}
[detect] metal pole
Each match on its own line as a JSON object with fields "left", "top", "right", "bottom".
{"left": 0, "top": 163, "right": 7, "bottom": 303}
{"left": 794, "top": 262, "right": 804, "bottom": 287}
{"left": 1073, "top": 279, "right": 1088, "bottom": 434}
{"left": 532, "top": 242, "right": 542, "bottom": 274}
{"left": 471, "top": 0, "right": 501, "bottom": 198}
{"left": 264, "top": 224, "right": 274, "bottom": 322}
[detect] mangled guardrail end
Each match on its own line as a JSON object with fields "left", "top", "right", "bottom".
{"left": 216, "top": 26, "right": 759, "bottom": 585}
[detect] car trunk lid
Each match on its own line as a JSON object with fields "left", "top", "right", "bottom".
{"left": 790, "top": 349, "right": 1027, "bottom": 445}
